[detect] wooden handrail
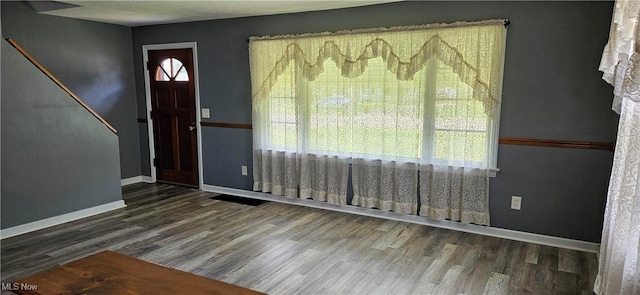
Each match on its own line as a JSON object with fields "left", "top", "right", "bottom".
{"left": 499, "top": 137, "right": 614, "bottom": 151}
{"left": 6, "top": 38, "right": 117, "bottom": 134}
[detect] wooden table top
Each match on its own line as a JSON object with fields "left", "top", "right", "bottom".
{"left": 10, "top": 250, "right": 266, "bottom": 295}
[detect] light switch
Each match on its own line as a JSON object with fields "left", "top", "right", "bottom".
{"left": 202, "top": 108, "right": 210, "bottom": 118}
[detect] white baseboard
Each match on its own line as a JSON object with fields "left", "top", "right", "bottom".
{"left": 202, "top": 184, "right": 600, "bottom": 253}
{"left": 0, "top": 200, "right": 126, "bottom": 239}
{"left": 121, "top": 175, "right": 154, "bottom": 186}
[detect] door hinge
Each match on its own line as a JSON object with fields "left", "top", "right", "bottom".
{"left": 146, "top": 61, "right": 152, "bottom": 71}
{"left": 153, "top": 158, "right": 157, "bottom": 167}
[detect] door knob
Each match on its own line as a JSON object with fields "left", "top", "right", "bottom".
{"left": 189, "top": 126, "right": 196, "bottom": 131}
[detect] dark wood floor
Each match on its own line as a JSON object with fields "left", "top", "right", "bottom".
{"left": 1, "top": 183, "right": 597, "bottom": 294}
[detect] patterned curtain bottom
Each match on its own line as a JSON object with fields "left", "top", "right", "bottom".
{"left": 253, "top": 151, "right": 490, "bottom": 226}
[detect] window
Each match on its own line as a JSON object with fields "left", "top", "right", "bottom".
{"left": 431, "top": 61, "right": 490, "bottom": 166}
{"left": 305, "top": 58, "right": 425, "bottom": 160}
{"left": 155, "top": 58, "right": 189, "bottom": 81}
{"left": 251, "top": 20, "right": 507, "bottom": 170}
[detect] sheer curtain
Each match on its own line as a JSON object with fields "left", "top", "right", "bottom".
{"left": 250, "top": 20, "right": 506, "bottom": 224}
{"left": 595, "top": 1, "right": 640, "bottom": 294}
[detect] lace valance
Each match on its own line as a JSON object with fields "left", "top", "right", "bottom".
{"left": 249, "top": 19, "right": 508, "bottom": 115}
{"left": 599, "top": 0, "right": 640, "bottom": 113}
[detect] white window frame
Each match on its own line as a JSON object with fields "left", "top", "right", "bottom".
{"left": 264, "top": 58, "right": 502, "bottom": 176}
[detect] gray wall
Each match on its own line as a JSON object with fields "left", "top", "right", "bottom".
{"left": 1, "top": 40, "right": 122, "bottom": 229}
{"left": 131, "top": 1, "right": 617, "bottom": 242}
{"left": 1, "top": 1, "right": 141, "bottom": 179}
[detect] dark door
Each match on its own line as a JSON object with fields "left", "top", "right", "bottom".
{"left": 148, "top": 48, "right": 198, "bottom": 187}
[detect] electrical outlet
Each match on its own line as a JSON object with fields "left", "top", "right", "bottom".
{"left": 511, "top": 196, "right": 522, "bottom": 210}
{"left": 241, "top": 165, "right": 248, "bottom": 176}
{"left": 202, "top": 108, "right": 210, "bottom": 119}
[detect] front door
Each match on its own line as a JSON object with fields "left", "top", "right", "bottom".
{"left": 148, "top": 48, "right": 198, "bottom": 187}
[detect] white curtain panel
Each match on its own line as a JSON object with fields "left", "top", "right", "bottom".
{"left": 252, "top": 151, "right": 350, "bottom": 204}
{"left": 352, "top": 159, "right": 418, "bottom": 215}
{"left": 419, "top": 165, "right": 490, "bottom": 225}
{"left": 595, "top": 0, "right": 640, "bottom": 294}
{"left": 250, "top": 20, "right": 506, "bottom": 222}
{"left": 253, "top": 150, "right": 299, "bottom": 198}
{"left": 599, "top": 0, "right": 640, "bottom": 112}
{"left": 300, "top": 154, "right": 349, "bottom": 205}
{"left": 595, "top": 98, "right": 640, "bottom": 295}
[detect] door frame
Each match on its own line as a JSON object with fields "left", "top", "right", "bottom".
{"left": 142, "top": 42, "right": 203, "bottom": 189}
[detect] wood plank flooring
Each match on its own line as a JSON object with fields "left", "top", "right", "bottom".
{"left": 1, "top": 183, "right": 598, "bottom": 294}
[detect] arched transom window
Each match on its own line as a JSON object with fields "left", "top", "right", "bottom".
{"left": 155, "top": 58, "right": 189, "bottom": 81}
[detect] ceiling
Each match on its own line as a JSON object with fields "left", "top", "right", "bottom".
{"left": 28, "top": 0, "right": 402, "bottom": 27}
